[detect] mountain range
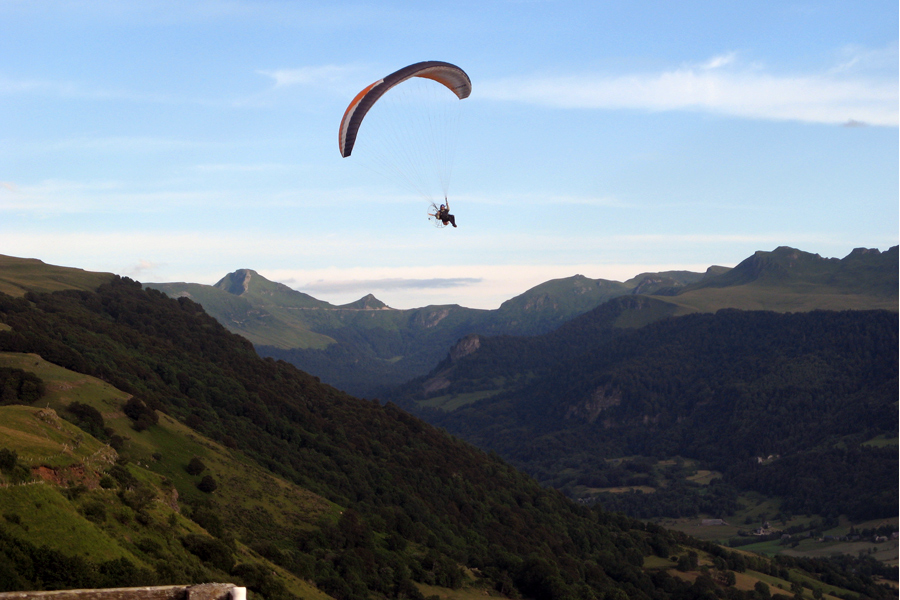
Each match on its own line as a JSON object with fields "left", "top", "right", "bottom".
{"left": 380, "top": 247, "right": 898, "bottom": 521}
{"left": 145, "top": 246, "right": 898, "bottom": 398}
{"left": 4, "top": 256, "right": 895, "bottom": 598}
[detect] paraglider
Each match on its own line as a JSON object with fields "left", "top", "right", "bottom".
{"left": 339, "top": 61, "right": 471, "bottom": 227}
{"left": 427, "top": 199, "right": 457, "bottom": 228}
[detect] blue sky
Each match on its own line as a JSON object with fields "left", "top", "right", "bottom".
{"left": 2, "top": 1, "right": 897, "bottom": 309}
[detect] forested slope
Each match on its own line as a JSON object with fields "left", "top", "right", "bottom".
{"left": 392, "top": 297, "right": 898, "bottom": 522}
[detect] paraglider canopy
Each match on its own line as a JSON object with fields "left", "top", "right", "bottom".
{"left": 339, "top": 61, "right": 472, "bottom": 158}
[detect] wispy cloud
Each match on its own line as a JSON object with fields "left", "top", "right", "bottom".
{"left": 0, "top": 75, "right": 179, "bottom": 104}
{"left": 191, "top": 163, "right": 294, "bottom": 173}
{"left": 0, "top": 179, "right": 218, "bottom": 214}
{"left": 456, "top": 190, "right": 626, "bottom": 207}
{"left": 124, "top": 259, "right": 163, "bottom": 278}
{"left": 299, "top": 277, "right": 482, "bottom": 296}
{"left": 700, "top": 52, "right": 738, "bottom": 70}
{"left": 8, "top": 136, "right": 214, "bottom": 154}
{"left": 259, "top": 65, "right": 362, "bottom": 91}
{"left": 829, "top": 43, "right": 898, "bottom": 76}
{"left": 480, "top": 51, "right": 899, "bottom": 126}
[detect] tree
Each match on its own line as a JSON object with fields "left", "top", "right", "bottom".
{"left": 185, "top": 457, "right": 206, "bottom": 476}
{"left": 0, "top": 448, "right": 17, "bottom": 472}
{"left": 197, "top": 474, "right": 217, "bottom": 493}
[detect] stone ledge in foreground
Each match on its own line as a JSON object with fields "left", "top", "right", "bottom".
{"left": 0, "top": 583, "right": 247, "bottom": 600}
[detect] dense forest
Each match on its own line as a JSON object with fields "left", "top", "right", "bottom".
{"left": 392, "top": 298, "right": 898, "bottom": 522}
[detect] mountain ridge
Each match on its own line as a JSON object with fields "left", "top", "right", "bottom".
{"left": 2, "top": 245, "right": 894, "bottom": 399}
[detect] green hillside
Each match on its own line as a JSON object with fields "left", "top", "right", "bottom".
{"left": 0, "top": 255, "right": 114, "bottom": 297}
{"left": 665, "top": 246, "right": 898, "bottom": 313}
{"left": 0, "top": 398, "right": 329, "bottom": 599}
{"left": 145, "top": 276, "right": 337, "bottom": 350}
{"left": 0, "top": 276, "right": 890, "bottom": 598}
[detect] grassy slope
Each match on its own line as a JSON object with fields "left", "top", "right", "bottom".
{"left": 0, "top": 352, "right": 335, "bottom": 599}
{"left": 662, "top": 285, "right": 898, "bottom": 314}
{"left": 0, "top": 404, "right": 111, "bottom": 468}
{"left": 144, "top": 281, "right": 336, "bottom": 350}
{"left": 657, "top": 246, "right": 899, "bottom": 315}
{"left": 0, "top": 351, "right": 341, "bottom": 529}
{"left": 0, "top": 482, "right": 138, "bottom": 563}
{"left": 0, "top": 255, "right": 114, "bottom": 298}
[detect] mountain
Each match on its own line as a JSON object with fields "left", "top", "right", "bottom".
{"left": 4, "top": 269, "right": 892, "bottom": 598}
{"left": 146, "top": 270, "right": 650, "bottom": 396}
{"left": 487, "top": 274, "right": 632, "bottom": 332}
{"left": 149, "top": 269, "right": 336, "bottom": 350}
{"left": 662, "top": 246, "right": 899, "bottom": 314}
{"left": 146, "top": 247, "right": 898, "bottom": 398}
{"left": 385, "top": 247, "right": 899, "bottom": 532}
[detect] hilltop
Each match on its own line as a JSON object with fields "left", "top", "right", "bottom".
{"left": 0, "top": 254, "right": 115, "bottom": 297}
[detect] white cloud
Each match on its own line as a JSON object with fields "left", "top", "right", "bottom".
{"left": 0, "top": 179, "right": 226, "bottom": 214}
{"left": 701, "top": 52, "right": 738, "bottom": 70}
{"left": 259, "top": 65, "right": 361, "bottom": 90}
{"left": 124, "top": 259, "right": 163, "bottom": 278}
{"left": 300, "top": 277, "right": 483, "bottom": 296}
{"left": 479, "top": 52, "right": 899, "bottom": 126}
{"left": 829, "top": 43, "right": 899, "bottom": 76}
{"left": 454, "top": 190, "right": 626, "bottom": 207}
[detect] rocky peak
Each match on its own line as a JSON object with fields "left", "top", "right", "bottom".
{"left": 214, "top": 269, "right": 255, "bottom": 296}
{"left": 449, "top": 334, "right": 481, "bottom": 362}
